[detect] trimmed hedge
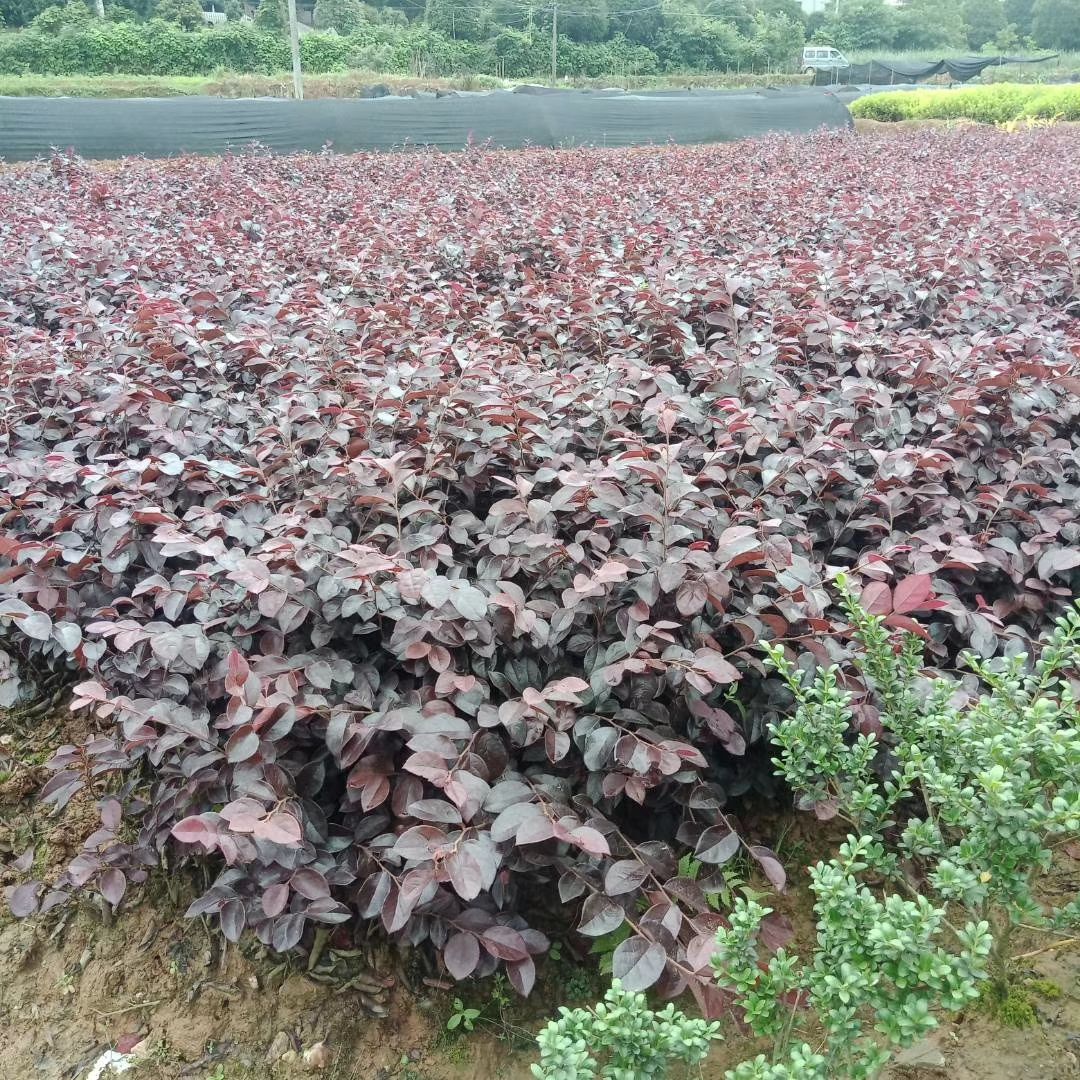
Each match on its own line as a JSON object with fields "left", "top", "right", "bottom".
{"left": 851, "top": 83, "right": 1080, "bottom": 124}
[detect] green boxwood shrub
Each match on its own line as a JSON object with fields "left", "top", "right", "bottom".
{"left": 851, "top": 82, "right": 1080, "bottom": 124}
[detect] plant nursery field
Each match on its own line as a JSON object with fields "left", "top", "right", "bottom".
{"left": 1, "top": 129, "right": 1079, "bottom": 1079}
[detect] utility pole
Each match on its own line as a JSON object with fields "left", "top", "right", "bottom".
{"left": 550, "top": 1, "right": 558, "bottom": 85}
{"left": 287, "top": 0, "right": 304, "bottom": 101}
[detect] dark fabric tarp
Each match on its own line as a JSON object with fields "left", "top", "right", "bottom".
{"left": 814, "top": 54, "right": 1058, "bottom": 85}
{"left": 0, "top": 87, "right": 852, "bottom": 162}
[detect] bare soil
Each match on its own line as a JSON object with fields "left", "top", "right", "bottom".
{"left": 2, "top": 709, "right": 1077, "bottom": 1080}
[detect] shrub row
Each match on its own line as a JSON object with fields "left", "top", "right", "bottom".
{"left": 0, "top": 23, "right": 311, "bottom": 76}
{"left": 0, "top": 22, "right": 664, "bottom": 79}
{"left": 1, "top": 131, "right": 1079, "bottom": 1006}
{"left": 851, "top": 82, "right": 1080, "bottom": 123}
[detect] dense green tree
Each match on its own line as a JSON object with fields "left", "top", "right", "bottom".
{"left": 822, "top": 0, "right": 896, "bottom": 50}
{"left": 424, "top": 0, "right": 483, "bottom": 39}
{"left": 608, "top": 0, "right": 665, "bottom": 45}
{"left": 1002, "top": 0, "right": 1033, "bottom": 34}
{"left": 253, "top": 0, "right": 286, "bottom": 31}
{"left": 488, "top": 0, "right": 532, "bottom": 27}
{"left": 0, "top": 0, "right": 57, "bottom": 27}
{"left": 747, "top": 10, "right": 804, "bottom": 65}
{"left": 991, "top": 22, "right": 1017, "bottom": 47}
{"left": 655, "top": 13, "right": 743, "bottom": 69}
{"left": 153, "top": 0, "right": 204, "bottom": 26}
{"left": 223, "top": 0, "right": 243, "bottom": 16}
{"left": 490, "top": 24, "right": 545, "bottom": 74}
{"left": 559, "top": 0, "right": 608, "bottom": 42}
{"left": 893, "top": 0, "right": 965, "bottom": 48}
{"left": 962, "top": 0, "right": 1005, "bottom": 48}
{"left": 760, "top": 0, "right": 805, "bottom": 26}
{"left": 30, "top": 0, "right": 94, "bottom": 31}
{"left": 104, "top": 1, "right": 138, "bottom": 17}
{"left": 700, "top": 0, "right": 755, "bottom": 35}
{"left": 313, "top": 0, "right": 367, "bottom": 32}
{"left": 1032, "top": 0, "right": 1080, "bottom": 47}
{"left": 103, "top": 0, "right": 156, "bottom": 20}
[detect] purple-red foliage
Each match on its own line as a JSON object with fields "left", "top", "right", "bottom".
{"left": 1, "top": 130, "right": 1079, "bottom": 1010}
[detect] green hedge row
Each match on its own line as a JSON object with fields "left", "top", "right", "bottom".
{"left": 0, "top": 22, "right": 668, "bottom": 79}
{"left": 851, "top": 83, "right": 1080, "bottom": 123}
{"left": 0, "top": 23, "right": 373, "bottom": 76}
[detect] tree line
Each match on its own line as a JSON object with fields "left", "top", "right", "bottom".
{"left": 2, "top": 0, "right": 1078, "bottom": 79}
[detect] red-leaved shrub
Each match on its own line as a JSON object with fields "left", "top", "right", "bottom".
{"left": 1, "top": 130, "right": 1078, "bottom": 1011}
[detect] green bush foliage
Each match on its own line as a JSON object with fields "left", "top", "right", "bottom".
{"left": 534, "top": 839, "right": 989, "bottom": 1080}
{"left": 536, "top": 583, "right": 1080, "bottom": 1078}
{"left": 851, "top": 82, "right": 1080, "bottom": 122}
{"left": 765, "top": 579, "right": 1080, "bottom": 1012}
{"left": 714, "top": 838, "right": 990, "bottom": 1080}
{"left": 312, "top": 0, "right": 367, "bottom": 35}
{"left": 0, "top": 22, "right": 425, "bottom": 75}
{"left": 532, "top": 981, "right": 722, "bottom": 1080}
{"left": 29, "top": 0, "right": 92, "bottom": 32}
{"left": 0, "top": 18, "right": 725, "bottom": 77}
{"left": 0, "top": 0, "right": 811, "bottom": 78}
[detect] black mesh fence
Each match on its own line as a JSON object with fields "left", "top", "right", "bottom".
{"left": 0, "top": 87, "right": 854, "bottom": 162}
{"left": 812, "top": 55, "right": 1059, "bottom": 86}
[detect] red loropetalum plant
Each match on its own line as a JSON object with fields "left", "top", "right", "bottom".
{"left": 1, "top": 130, "right": 1078, "bottom": 1012}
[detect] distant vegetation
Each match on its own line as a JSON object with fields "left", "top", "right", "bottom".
{"left": 0, "top": 0, "right": 1078, "bottom": 81}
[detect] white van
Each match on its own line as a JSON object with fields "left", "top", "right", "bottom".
{"left": 801, "top": 46, "right": 850, "bottom": 74}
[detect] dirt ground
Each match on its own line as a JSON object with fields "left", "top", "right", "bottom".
{"left": 1, "top": 708, "right": 1078, "bottom": 1080}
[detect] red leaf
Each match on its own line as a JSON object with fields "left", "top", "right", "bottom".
{"left": 227, "top": 557, "right": 271, "bottom": 594}
{"left": 262, "top": 883, "right": 290, "bottom": 917}
{"left": 748, "top": 845, "right": 787, "bottom": 892}
{"left": 8, "top": 881, "right": 41, "bottom": 918}
{"left": 225, "top": 725, "right": 260, "bottom": 763}
{"left": 444, "top": 932, "right": 481, "bottom": 980}
{"left": 394, "top": 825, "right": 448, "bottom": 861}
{"left": 604, "top": 860, "right": 649, "bottom": 896}
{"left": 271, "top": 913, "right": 305, "bottom": 952}
{"left": 892, "top": 574, "right": 935, "bottom": 614}
{"left": 883, "top": 613, "right": 931, "bottom": 639}
{"left": 290, "top": 868, "right": 330, "bottom": 900}
{"left": 611, "top": 937, "right": 666, "bottom": 991}
{"left": 692, "top": 649, "right": 741, "bottom": 684}
{"left": 225, "top": 650, "right": 249, "bottom": 695}
{"left": 446, "top": 848, "right": 483, "bottom": 901}
{"left": 695, "top": 822, "right": 740, "bottom": 864}
{"left": 506, "top": 955, "right": 536, "bottom": 996}
{"left": 759, "top": 912, "right": 794, "bottom": 952}
{"left": 860, "top": 581, "right": 892, "bottom": 615}
{"left": 676, "top": 580, "right": 708, "bottom": 616}
{"left": 578, "top": 894, "right": 624, "bottom": 937}
{"left": 569, "top": 826, "right": 610, "bottom": 856}
{"left": 220, "top": 898, "right": 246, "bottom": 942}
{"left": 254, "top": 812, "right": 303, "bottom": 846}
{"left": 99, "top": 869, "right": 126, "bottom": 908}
{"left": 171, "top": 814, "right": 220, "bottom": 849}
{"left": 685, "top": 932, "right": 719, "bottom": 972}
{"left": 481, "top": 925, "right": 529, "bottom": 962}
